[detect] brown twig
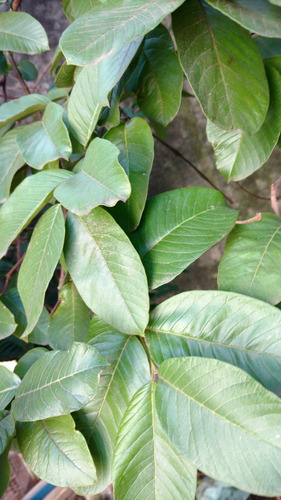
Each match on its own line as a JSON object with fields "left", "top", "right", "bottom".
{"left": 0, "top": 75, "right": 7, "bottom": 102}
{"left": 3, "top": 253, "right": 25, "bottom": 293}
{"left": 11, "top": 0, "right": 22, "bottom": 10}
{"left": 271, "top": 176, "right": 281, "bottom": 216}
{"left": 6, "top": 51, "right": 31, "bottom": 95}
{"left": 236, "top": 182, "right": 273, "bottom": 201}
{"left": 236, "top": 213, "right": 262, "bottom": 225}
{"left": 33, "top": 60, "right": 52, "bottom": 91}
{"left": 153, "top": 134, "right": 234, "bottom": 204}
{"left": 49, "top": 268, "right": 66, "bottom": 316}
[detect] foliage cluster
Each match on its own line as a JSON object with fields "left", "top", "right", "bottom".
{"left": 0, "top": 0, "right": 281, "bottom": 498}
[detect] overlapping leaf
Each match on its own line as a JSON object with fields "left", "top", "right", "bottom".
{"left": 131, "top": 188, "right": 238, "bottom": 289}
{"left": 207, "top": 65, "right": 281, "bottom": 181}
{"left": 0, "top": 129, "right": 25, "bottom": 203}
{"left": 218, "top": 213, "right": 281, "bottom": 305}
{"left": 12, "top": 342, "right": 107, "bottom": 421}
{"left": 105, "top": 117, "right": 154, "bottom": 232}
{"left": 0, "top": 411, "right": 14, "bottom": 455}
{"left": 0, "top": 302, "right": 17, "bottom": 340}
{"left": 54, "top": 62, "right": 75, "bottom": 88}
{"left": 156, "top": 357, "right": 281, "bottom": 495}
{"left": 146, "top": 290, "right": 281, "bottom": 395}
{"left": 0, "top": 94, "right": 49, "bottom": 128}
{"left": 64, "top": 208, "right": 149, "bottom": 335}
{"left": 0, "top": 169, "right": 72, "bottom": 258}
{"left": 134, "top": 24, "right": 183, "bottom": 126}
{"left": 205, "top": 0, "right": 281, "bottom": 38}
{"left": 0, "top": 12, "right": 49, "bottom": 54}
{"left": 62, "top": 0, "right": 96, "bottom": 21}
{"left": 18, "top": 205, "right": 65, "bottom": 338}
{"left": 0, "top": 440, "right": 11, "bottom": 497}
{"left": 1, "top": 288, "right": 49, "bottom": 345}
{"left": 113, "top": 383, "right": 197, "bottom": 500}
{"left": 67, "top": 40, "right": 142, "bottom": 146}
{"left": 60, "top": 0, "right": 186, "bottom": 66}
{"left": 0, "top": 366, "right": 20, "bottom": 411}
{"left": 14, "top": 348, "right": 48, "bottom": 379}
{"left": 173, "top": 0, "right": 269, "bottom": 133}
{"left": 16, "top": 102, "right": 72, "bottom": 169}
{"left": 48, "top": 282, "right": 90, "bottom": 350}
{"left": 54, "top": 138, "right": 131, "bottom": 215}
{"left": 74, "top": 317, "right": 151, "bottom": 495}
{"left": 17, "top": 415, "right": 96, "bottom": 488}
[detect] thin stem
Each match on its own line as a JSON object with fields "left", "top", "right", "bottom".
{"left": 236, "top": 182, "right": 275, "bottom": 201}
{"left": 6, "top": 51, "right": 31, "bottom": 95}
{"left": 236, "top": 213, "right": 262, "bottom": 225}
{"left": 3, "top": 253, "right": 25, "bottom": 294}
{"left": 11, "top": 0, "right": 22, "bottom": 10}
{"left": 33, "top": 60, "right": 52, "bottom": 91}
{"left": 153, "top": 134, "right": 234, "bottom": 204}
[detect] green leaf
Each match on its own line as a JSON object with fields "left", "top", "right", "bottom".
{"left": 156, "top": 357, "right": 281, "bottom": 496}
{"left": 0, "top": 169, "right": 72, "bottom": 258}
{"left": 48, "top": 282, "right": 90, "bottom": 350}
{"left": 1, "top": 288, "right": 49, "bottom": 345}
{"left": 0, "top": 439, "right": 11, "bottom": 497}
{"left": 146, "top": 290, "right": 281, "bottom": 395}
{"left": 0, "top": 411, "right": 14, "bottom": 454}
{"left": 113, "top": 383, "right": 197, "bottom": 500}
{"left": 0, "top": 365, "right": 20, "bottom": 411}
{"left": 64, "top": 208, "right": 149, "bottom": 336}
{"left": 12, "top": 342, "right": 108, "bottom": 421}
{"left": 18, "top": 60, "right": 38, "bottom": 81}
{"left": 207, "top": 65, "right": 281, "bottom": 181}
{"left": 131, "top": 188, "right": 238, "bottom": 289}
{"left": 67, "top": 40, "right": 142, "bottom": 146}
{"left": 18, "top": 205, "right": 65, "bottom": 338}
{"left": 173, "top": 0, "right": 269, "bottom": 133}
{"left": 62, "top": 0, "right": 96, "bottom": 21}
{"left": 59, "top": 0, "right": 186, "bottom": 66}
{"left": 0, "top": 129, "right": 25, "bottom": 203}
{"left": 269, "top": 0, "right": 281, "bottom": 5}
{"left": 0, "top": 12, "right": 49, "bottom": 54}
{"left": 50, "top": 46, "right": 64, "bottom": 74}
{"left": 0, "top": 51, "right": 8, "bottom": 75}
{"left": 205, "top": 0, "right": 281, "bottom": 38}
{"left": 73, "top": 317, "right": 151, "bottom": 495}
{"left": 17, "top": 414, "right": 96, "bottom": 488}
{"left": 218, "top": 213, "right": 281, "bottom": 305}
{"left": 134, "top": 24, "right": 182, "bottom": 126}
{"left": 0, "top": 302, "right": 17, "bottom": 340}
{"left": 14, "top": 347, "right": 48, "bottom": 379}
{"left": 54, "top": 61, "right": 75, "bottom": 88}
{"left": 255, "top": 37, "right": 281, "bottom": 58}
{"left": 0, "top": 94, "right": 49, "bottom": 128}
{"left": 54, "top": 138, "right": 131, "bottom": 216}
{"left": 16, "top": 102, "right": 72, "bottom": 169}
{"left": 105, "top": 117, "right": 154, "bottom": 232}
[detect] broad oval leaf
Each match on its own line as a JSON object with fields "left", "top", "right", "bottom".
{"left": 0, "top": 169, "right": 72, "bottom": 258}
{"left": 135, "top": 24, "right": 183, "bottom": 126}
{"left": 67, "top": 40, "right": 142, "bottom": 146}
{"left": 1, "top": 288, "right": 50, "bottom": 345}
{"left": 113, "top": 383, "right": 197, "bottom": 500}
{"left": 0, "top": 12, "right": 49, "bottom": 54}
{"left": 60, "top": 0, "right": 186, "bottom": 66}
{"left": 0, "top": 366, "right": 20, "bottom": 411}
{"left": 54, "top": 138, "right": 131, "bottom": 215}
{"left": 74, "top": 317, "right": 151, "bottom": 495}
{"left": 0, "top": 411, "right": 15, "bottom": 455}
{"left": 54, "top": 62, "right": 75, "bottom": 88}
{"left": 207, "top": 64, "right": 281, "bottom": 181}
{"left": 64, "top": 208, "right": 149, "bottom": 335}
{"left": 173, "top": 0, "right": 269, "bottom": 133}
{"left": 205, "top": 0, "right": 281, "bottom": 38}
{"left": 48, "top": 281, "right": 90, "bottom": 350}
{"left": 106, "top": 117, "right": 154, "bottom": 232}
{"left": 14, "top": 347, "right": 48, "bottom": 379}
{"left": 16, "top": 102, "right": 72, "bottom": 169}
{"left": 146, "top": 290, "right": 281, "bottom": 395}
{"left": 0, "top": 129, "right": 25, "bottom": 203}
{"left": 156, "top": 357, "right": 281, "bottom": 496}
{"left": 0, "top": 94, "right": 49, "bottom": 128}
{"left": 0, "top": 439, "right": 11, "bottom": 496}
{"left": 218, "top": 213, "right": 281, "bottom": 305}
{"left": 17, "top": 415, "right": 96, "bottom": 488}
{"left": 18, "top": 205, "right": 65, "bottom": 338}
{"left": 18, "top": 60, "right": 38, "bottom": 82}
{"left": 12, "top": 342, "right": 108, "bottom": 421}
{"left": 131, "top": 188, "right": 238, "bottom": 289}
{"left": 0, "top": 302, "right": 17, "bottom": 340}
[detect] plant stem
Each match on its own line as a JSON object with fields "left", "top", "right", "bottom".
{"left": 236, "top": 213, "right": 262, "bottom": 225}
{"left": 7, "top": 51, "right": 31, "bottom": 95}
{"left": 271, "top": 176, "right": 281, "bottom": 216}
